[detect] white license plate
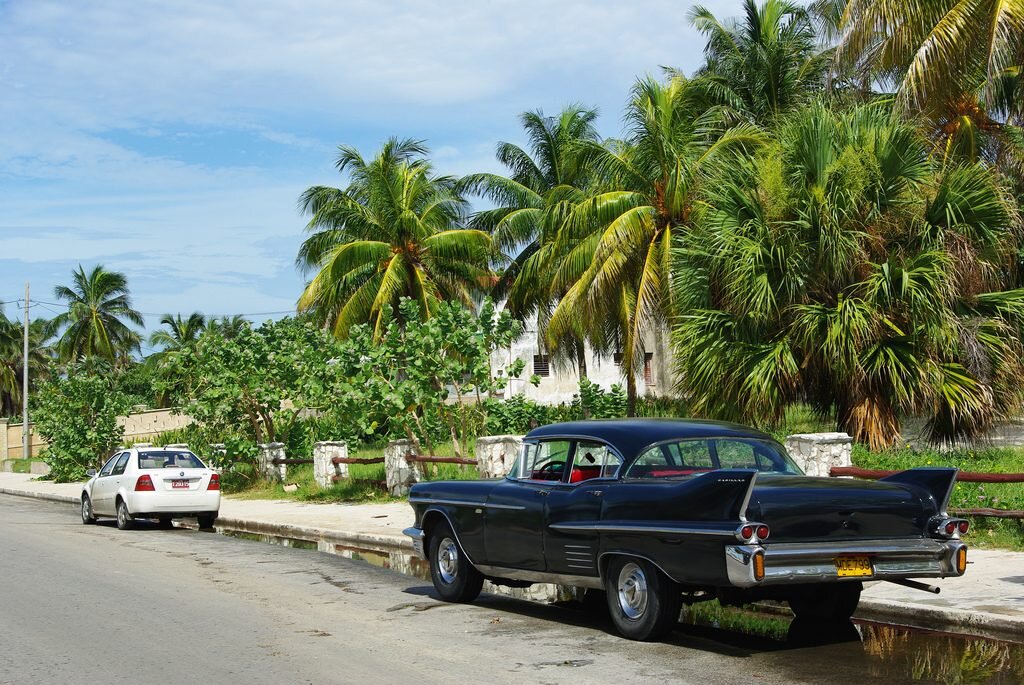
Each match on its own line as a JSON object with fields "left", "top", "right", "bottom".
{"left": 171, "top": 480, "right": 189, "bottom": 489}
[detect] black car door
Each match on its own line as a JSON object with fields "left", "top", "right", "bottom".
{"left": 545, "top": 440, "right": 623, "bottom": 577}
{"left": 483, "top": 439, "right": 572, "bottom": 571}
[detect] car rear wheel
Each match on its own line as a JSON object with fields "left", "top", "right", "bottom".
{"left": 80, "top": 495, "right": 96, "bottom": 525}
{"left": 115, "top": 499, "right": 134, "bottom": 531}
{"left": 428, "top": 522, "right": 483, "bottom": 603}
{"left": 604, "top": 557, "right": 682, "bottom": 641}
{"left": 197, "top": 514, "right": 217, "bottom": 530}
{"left": 788, "top": 583, "right": 862, "bottom": 622}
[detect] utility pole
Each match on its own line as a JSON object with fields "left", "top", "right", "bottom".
{"left": 23, "top": 282, "right": 29, "bottom": 459}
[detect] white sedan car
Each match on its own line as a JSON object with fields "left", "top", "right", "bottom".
{"left": 80, "top": 447, "right": 221, "bottom": 530}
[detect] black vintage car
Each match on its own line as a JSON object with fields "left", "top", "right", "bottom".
{"left": 404, "top": 419, "right": 969, "bottom": 640}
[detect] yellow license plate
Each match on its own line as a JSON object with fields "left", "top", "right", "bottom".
{"left": 835, "top": 556, "right": 873, "bottom": 577}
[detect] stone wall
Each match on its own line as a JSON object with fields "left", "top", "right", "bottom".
{"left": 475, "top": 435, "right": 523, "bottom": 479}
{"left": 783, "top": 432, "right": 853, "bottom": 477}
{"left": 1, "top": 408, "right": 195, "bottom": 459}
{"left": 384, "top": 439, "right": 419, "bottom": 496}
{"left": 313, "top": 441, "right": 348, "bottom": 488}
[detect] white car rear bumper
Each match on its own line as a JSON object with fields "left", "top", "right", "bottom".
{"left": 126, "top": 490, "right": 221, "bottom": 515}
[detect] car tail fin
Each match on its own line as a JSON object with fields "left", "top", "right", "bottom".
{"left": 690, "top": 469, "right": 759, "bottom": 521}
{"left": 879, "top": 467, "right": 958, "bottom": 514}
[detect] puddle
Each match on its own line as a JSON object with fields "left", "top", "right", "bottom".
{"left": 218, "top": 528, "right": 1024, "bottom": 683}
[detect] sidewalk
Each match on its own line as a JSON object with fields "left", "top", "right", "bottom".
{"left": 2, "top": 471, "right": 1021, "bottom": 642}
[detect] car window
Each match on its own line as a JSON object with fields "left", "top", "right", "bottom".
{"left": 626, "top": 438, "right": 800, "bottom": 478}
{"left": 99, "top": 453, "right": 122, "bottom": 477}
{"left": 523, "top": 440, "right": 571, "bottom": 482}
{"left": 137, "top": 451, "right": 205, "bottom": 469}
{"left": 567, "top": 441, "right": 622, "bottom": 483}
{"left": 111, "top": 452, "right": 131, "bottom": 476}
{"left": 715, "top": 440, "right": 758, "bottom": 469}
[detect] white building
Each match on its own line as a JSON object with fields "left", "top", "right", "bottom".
{"left": 490, "top": 314, "right": 675, "bottom": 404}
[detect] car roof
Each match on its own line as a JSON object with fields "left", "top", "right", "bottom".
{"left": 524, "top": 418, "right": 775, "bottom": 460}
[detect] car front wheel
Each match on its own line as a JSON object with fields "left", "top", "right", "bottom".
{"left": 788, "top": 583, "right": 862, "bottom": 622}
{"left": 80, "top": 495, "right": 96, "bottom": 525}
{"left": 115, "top": 499, "right": 134, "bottom": 531}
{"left": 604, "top": 556, "right": 682, "bottom": 641}
{"left": 428, "top": 522, "right": 483, "bottom": 603}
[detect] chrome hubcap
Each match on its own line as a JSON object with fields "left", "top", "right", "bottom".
{"left": 118, "top": 504, "right": 127, "bottom": 526}
{"left": 437, "top": 537, "right": 459, "bottom": 584}
{"left": 82, "top": 498, "right": 90, "bottom": 521}
{"left": 617, "top": 562, "right": 649, "bottom": 620}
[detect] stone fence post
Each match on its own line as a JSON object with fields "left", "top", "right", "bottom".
{"left": 783, "top": 432, "right": 852, "bottom": 477}
{"left": 475, "top": 435, "right": 523, "bottom": 479}
{"left": 257, "top": 442, "right": 287, "bottom": 481}
{"left": 0, "top": 417, "right": 8, "bottom": 460}
{"left": 314, "top": 440, "right": 348, "bottom": 488}
{"left": 384, "top": 439, "right": 419, "bottom": 497}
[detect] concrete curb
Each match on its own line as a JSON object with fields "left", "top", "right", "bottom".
{"left": 3, "top": 485, "right": 1020, "bottom": 643}
{"left": 0, "top": 487, "right": 79, "bottom": 505}
{"left": 856, "top": 598, "right": 1024, "bottom": 644}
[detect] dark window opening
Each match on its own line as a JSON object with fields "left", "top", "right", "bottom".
{"left": 533, "top": 354, "right": 550, "bottom": 377}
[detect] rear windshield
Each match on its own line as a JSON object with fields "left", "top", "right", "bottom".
{"left": 137, "top": 451, "right": 206, "bottom": 469}
{"left": 625, "top": 438, "right": 801, "bottom": 479}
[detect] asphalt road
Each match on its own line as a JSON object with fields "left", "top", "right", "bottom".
{"left": 0, "top": 496, "right": 923, "bottom": 685}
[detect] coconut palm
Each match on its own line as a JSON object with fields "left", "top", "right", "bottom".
{"left": 50, "top": 265, "right": 144, "bottom": 363}
{"left": 689, "top": 0, "right": 831, "bottom": 124}
{"left": 548, "top": 75, "right": 763, "bottom": 414}
{"left": 835, "top": 0, "right": 1024, "bottom": 113}
{"left": 0, "top": 310, "right": 53, "bottom": 416}
{"left": 458, "top": 105, "right": 601, "bottom": 375}
{"left": 672, "top": 100, "right": 1024, "bottom": 448}
{"left": 297, "top": 138, "right": 491, "bottom": 338}
{"left": 206, "top": 315, "right": 248, "bottom": 339}
{"left": 149, "top": 312, "right": 206, "bottom": 351}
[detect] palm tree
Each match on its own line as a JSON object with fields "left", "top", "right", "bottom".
{"left": 672, "top": 100, "right": 1024, "bottom": 448}
{"left": 51, "top": 265, "right": 144, "bottom": 363}
{"left": 689, "top": 0, "right": 831, "bottom": 124}
{"left": 296, "top": 138, "right": 492, "bottom": 338}
{"left": 206, "top": 315, "right": 248, "bottom": 339}
{"left": 149, "top": 312, "right": 206, "bottom": 351}
{"left": 836, "top": 0, "right": 1024, "bottom": 108}
{"left": 458, "top": 105, "right": 601, "bottom": 376}
{"left": 548, "top": 76, "right": 763, "bottom": 414}
{"left": 0, "top": 310, "right": 52, "bottom": 416}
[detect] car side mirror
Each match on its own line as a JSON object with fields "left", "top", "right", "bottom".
{"left": 86, "top": 469, "right": 97, "bottom": 477}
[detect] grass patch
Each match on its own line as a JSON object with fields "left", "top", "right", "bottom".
{"left": 853, "top": 444, "right": 1024, "bottom": 550}
{"left": 682, "top": 600, "right": 790, "bottom": 640}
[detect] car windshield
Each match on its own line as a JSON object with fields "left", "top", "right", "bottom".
{"left": 625, "top": 438, "right": 802, "bottom": 479}
{"left": 137, "top": 451, "right": 206, "bottom": 469}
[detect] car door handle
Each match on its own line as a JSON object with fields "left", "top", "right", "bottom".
{"left": 587, "top": 490, "right": 604, "bottom": 497}
{"left": 536, "top": 490, "right": 549, "bottom": 497}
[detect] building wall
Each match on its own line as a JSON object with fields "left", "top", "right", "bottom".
{"left": 490, "top": 317, "right": 677, "bottom": 405}
{"left": 0, "top": 408, "right": 194, "bottom": 459}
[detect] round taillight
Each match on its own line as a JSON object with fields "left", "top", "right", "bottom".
{"left": 756, "top": 525, "right": 770, "bottom": 540}
{"left": 740, "top": 525, "right": 754, "bottom": 541}
{"left": 958, "top": 520, "right": 969, "bottom": 535}
{"left": 944, "top": 521, "right": 957, "bottom": 536}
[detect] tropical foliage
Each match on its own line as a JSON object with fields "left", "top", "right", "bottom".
{"left": 50, "top": 265, "right": 145, "bottom": 364}
{"left": 296, "top": 138, "right": 492, "bottom": 338}
{"left": 671, "top": 101, "right": 1023, "bottom": 448}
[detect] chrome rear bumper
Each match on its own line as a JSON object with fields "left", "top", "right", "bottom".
{"left": 725, "top": 538, "right": 967, "bottom": 588}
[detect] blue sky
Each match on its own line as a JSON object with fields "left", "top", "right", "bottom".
{"left": 0, "top": 0, "right": 741, "bottom": 346}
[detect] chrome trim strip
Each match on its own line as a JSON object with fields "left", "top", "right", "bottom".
{"left": 473, "top": 564, "right": 604, "bottom": 590}
{"left": 737, "top": 470, "right": 758, "bottom": 522}
{"left": 408, "top": 497, "right": 525, "bottom": 511}
{"left": 549, "top": 521, "right": 736, "bottom": 537}
{"left": 402, "top": 526, "right": 426, "bottom": 560}
{"left": 597, "top": 551, "right": 684, "bottom": 585}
